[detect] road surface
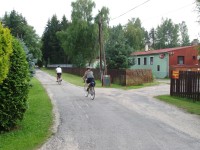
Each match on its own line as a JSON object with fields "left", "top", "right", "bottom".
{"left": 36, "top": 70, "right": 200, "bottom": 150}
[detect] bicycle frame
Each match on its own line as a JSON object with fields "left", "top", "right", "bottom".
{"left": 84, "top": 80, "right": 95, "bottom": 100}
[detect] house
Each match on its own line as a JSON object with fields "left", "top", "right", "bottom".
{"left": 131, "top": 46, "right": 200, "bottom": 78}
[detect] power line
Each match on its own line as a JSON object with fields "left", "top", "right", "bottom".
{"left": 161, "top": 2, "right": 195, "bottom": 16}
{"left": 110, "top": 0, "right": 151, "bottom": 21}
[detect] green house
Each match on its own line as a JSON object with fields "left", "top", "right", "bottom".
{"left": 130, "top": 46, "right": 199, "bottom": 79}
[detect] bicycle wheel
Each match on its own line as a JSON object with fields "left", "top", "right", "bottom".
{"left": 58, "top": 78, "right": 61, "bottom": 85}
{"left": 89, "top": 87, "right": 95, "bottom": 100}
{"left": 84, "top": 83, "right": 89, "bottom": 97}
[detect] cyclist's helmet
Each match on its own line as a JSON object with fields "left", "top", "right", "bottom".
{"left": 86, "top": 66, "right": 91, "bottom": 70}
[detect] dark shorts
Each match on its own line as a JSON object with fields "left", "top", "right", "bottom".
{"left": 57, "top": 73, "right": 61, "bottom": 78}
{"left": 86, "top": 78, "right": 95, "bottom": 86}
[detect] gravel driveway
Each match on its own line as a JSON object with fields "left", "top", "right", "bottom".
{"left": 36, "top": 70, "right": 200, "bottom": 150}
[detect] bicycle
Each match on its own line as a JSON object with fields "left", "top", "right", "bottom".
{"left": 57, "top": 74, "right": 62, "bottom": 85}
{"left": 84, "top": 80, "right": 95, "bottom": 100}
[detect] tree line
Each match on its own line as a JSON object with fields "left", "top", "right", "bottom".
{"left": 40, "top": 0, "right": 192, "bottom": 69}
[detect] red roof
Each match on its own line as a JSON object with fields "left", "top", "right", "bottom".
{"left": 131, "top": 46, "right": 194, "bottom": 56}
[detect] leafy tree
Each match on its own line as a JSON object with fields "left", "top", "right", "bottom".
{"left": 0, "top": 23, "right": 13, "bottom": 84}
{"left": 124, "top": 18, "right": 145, "bottom": 51}
{"left": 2, "top": 10, "right": 41, "bottom": 61}
{"left": 155, "top": 18, "right": 179, "bottom": 49}
{"left": 58, "top": 0, "right": 98, "bottom": 67}
{"left": 0, "top": 37, "right": 30, "bottom": 132}
{"left": 196, "top": 0, "right": 200, "bottom": 22}
{"left": 179, "top": 21, "right": 190, "bottom": 46}
{"left": 105, "top": 25, "right": 132, "bottom": 69}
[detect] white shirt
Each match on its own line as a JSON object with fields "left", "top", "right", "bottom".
{"left": 56, "top": 67, "right": 62, "bottom": 73}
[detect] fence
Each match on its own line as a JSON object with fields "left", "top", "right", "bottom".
{"left": 48, "top": 67, "right": 153, "bottom": 86}
{"left": 170, "top": 71, "right": 200, "bottom": 101}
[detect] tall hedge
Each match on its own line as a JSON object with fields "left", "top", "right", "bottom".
{"left": 0, "top": 23, "right": 13, "bottom": 84}
{"left": 0, "top": 38, "right": 30, "bottom": 132}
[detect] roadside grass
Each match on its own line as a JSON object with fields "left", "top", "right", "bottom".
{"left": 0, "top": 78, "right": 53, "bottom": 150}
{"left": 41, "top": 68, "right": 158, "bottom": 89}
{"left": 155, "top": 95, "right": 200, "bottom": 115}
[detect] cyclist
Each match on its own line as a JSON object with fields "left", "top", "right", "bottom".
{"left": 56, "top": 66, "right": 62, "bottom": 82}
{"left": 82, "top": 66, "right": 95, "bottom": 90}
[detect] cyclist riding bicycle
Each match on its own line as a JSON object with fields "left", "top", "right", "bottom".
{"left": 82, "top": 66, "right": 95, "bottom": 90}
{"left": 56, "top": 66, "right": 62, "bottom": 82}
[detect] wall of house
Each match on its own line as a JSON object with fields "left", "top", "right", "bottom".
{"left": 169, "top": 46, "right": 199, "bottom": 66}
{"left": 131, "top": 53, "right": 169, "bottom": 78}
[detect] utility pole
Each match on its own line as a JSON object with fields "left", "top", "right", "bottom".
{"left": 98, "top": 14, "right": 103, "bottom": 85}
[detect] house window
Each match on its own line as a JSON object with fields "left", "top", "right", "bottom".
{"left": 157, "top": 65, "right": 160, "bottom": 71}
{"left": 144, "top": 57, "right": 147, "bottom": 65}
{"left": 138, "top": 58, "right": 141, "bottom": 65}
{"left": 178, "top": 56, "right": 184, "bottom": 65}
{"left": 150, "top": 57, "right": 153, "bottom": 65}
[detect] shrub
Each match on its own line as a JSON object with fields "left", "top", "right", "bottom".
{"left": 0, "top": 23, "right": 13, "bottom": 84}
{"left": 0, "top": 37, "right": 30, "bottom": 132}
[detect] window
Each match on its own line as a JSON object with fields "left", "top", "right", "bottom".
{"left": 178, "top": 56, "right": 184, "bottom": 65}
{"left": 150, "top": 57, "right": 153, "bottom": 65}
{"left": 138, "top": 58, "right": 141, "bottom": 65}
{"left": 144, "top": 57, "right": 147, "bottom": 65}
{"left": 157, "top": 65, "right": 160, "bottom": 71}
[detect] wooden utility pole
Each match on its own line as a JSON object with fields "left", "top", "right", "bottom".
{"left": 98, "top": 15, "right": 103, "bottom": 85}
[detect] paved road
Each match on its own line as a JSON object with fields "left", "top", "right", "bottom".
{"left": 36, "top": 70, "right": 200, "bottom": 150}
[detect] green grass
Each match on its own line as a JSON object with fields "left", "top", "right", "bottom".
{"left": 41, "top": 68, "right": 158, "bottom": 90}
{"left": 155, "top": 95, "right": 200, "bottom": 115}
{"left": 0, "top": 78, "right": 53, "bottom": 150}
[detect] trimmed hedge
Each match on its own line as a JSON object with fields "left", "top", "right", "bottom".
{"left": 0, "top": 23, "right": 13, "bottom": 84}
{"left": 0, "top": 38, "right": 30, "bottom": 132}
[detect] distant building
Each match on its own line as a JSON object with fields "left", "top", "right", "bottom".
{"left": 131, "top": 46, "right": 200, "bottom": 78}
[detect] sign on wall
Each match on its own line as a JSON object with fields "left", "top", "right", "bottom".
{"left": 172, "top": 70, "right": 179, "bottom": 79}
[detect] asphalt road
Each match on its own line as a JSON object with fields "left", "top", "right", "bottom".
{"left": 36, "top": 70, "right": 200, "bottom": 150}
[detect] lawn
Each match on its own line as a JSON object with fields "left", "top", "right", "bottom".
{"left": 155, "top": 95, "right": 200, "bottom": 115}
{"left": 0, "top": 78, "right": 53, "bottom": 150}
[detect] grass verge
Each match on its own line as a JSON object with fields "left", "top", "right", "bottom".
{"left": 41, "top": 68, "right": 158, "bottom": 89}
{"left": 0, "top": 78, "right": 53, "bottom": 150}
{"left": 155, "top": 95, "right": 200, "bottom": 115}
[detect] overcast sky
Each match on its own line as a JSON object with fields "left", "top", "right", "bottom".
{"left": 0, "top": 0, "right": 199, "bottom": 40}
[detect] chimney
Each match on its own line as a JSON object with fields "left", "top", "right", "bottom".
{"left": 145, "top": 44, "right": 148, "bottom": 51}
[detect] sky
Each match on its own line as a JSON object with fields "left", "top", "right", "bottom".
{"left": 0, "top": 0, "right": 199, "bottom": 40}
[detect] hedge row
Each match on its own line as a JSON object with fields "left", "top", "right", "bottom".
{"left": 0, "top": 25, "right": 30, "bottom": 132}
{"left": 0, "top": 23, "right": 13, "bottom": 84}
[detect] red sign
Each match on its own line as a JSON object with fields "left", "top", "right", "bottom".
{"left": 172, "top": 71, "right": 179, "bottom": 79}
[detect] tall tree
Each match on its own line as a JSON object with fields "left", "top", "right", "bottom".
{"left": 105, "top": 25, "right": 132, "bottom": 69}
{"left": 58, "top": 0, "right": 98, "bottom": 67}
{"left": 41, "top": 15, "right": 68, "bottom": 66}
{"left": 155, "top": 18, "right": 179, "bottom": 49}
{"left": 149, "top": 28, "right": 156, "bottom": 49}
{"left": 2, "top": 10, "right": 41, "bottom": 60}
{"left": 179, "top": 21, "right": 190, "bottom": 46}
{"left": 124, "top": 18, "right": 145, "bottom": 51}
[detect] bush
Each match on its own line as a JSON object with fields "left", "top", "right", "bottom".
{"left": 0, "top": 38, "right": 30, "bottom": 132}
{"left": 0, "top": 23, "right": 13, "bottom": 84}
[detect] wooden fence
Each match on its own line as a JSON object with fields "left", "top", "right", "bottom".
{"left": 48, "top": 67, "right": 153, "bottom": 86}
{"left": 170, "top": 71, "right": 200, "bottom": 101}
